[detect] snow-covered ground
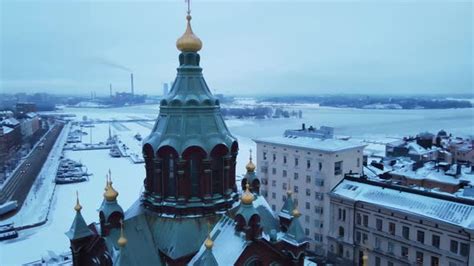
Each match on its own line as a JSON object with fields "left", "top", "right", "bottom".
{"left": 1, "top": 104, "right": 473, "bottom": 265}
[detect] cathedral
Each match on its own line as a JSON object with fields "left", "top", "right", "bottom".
{"left": 65, "top": 8, "right": 310, "bottom": 266}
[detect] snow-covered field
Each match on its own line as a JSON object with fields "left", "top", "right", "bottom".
{"left": 1, "top": 104, "right": 473, "bottom": 265}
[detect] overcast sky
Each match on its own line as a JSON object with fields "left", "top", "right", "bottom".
{"left": 0, "top": 0, "right": 472, "bottom": 96}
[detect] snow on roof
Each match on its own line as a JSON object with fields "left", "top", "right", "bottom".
{"left": 189, "top": 215, "right": 247, "bottom": 266}
{"left": 332, "top": 179, "right": 474, "bottom": 229}
{"left": 254, "top": 135, "right": 365, "bottom": 152}
{"left": 391, "top": 161, "right": 474, "bottom": 185}
{"left": 1, "top": 117, "right": 20, "bottom": 127}
{"left": 1, "top": 126, "right": 13, "bottom": 134}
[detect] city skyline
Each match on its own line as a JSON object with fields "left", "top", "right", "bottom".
{"left": 1, "top": 1, "right": 472, "bottom": 96}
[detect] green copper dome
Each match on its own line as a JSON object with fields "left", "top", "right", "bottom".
{"left": 144, "top": 52, "right": 236, "bottom": 156}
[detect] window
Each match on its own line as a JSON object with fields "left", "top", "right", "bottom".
{"left": 416, "top": 252, "right": 424, "bottom": 266}
{"left": 460, "top": 243, "right": 469, "bottom": 257}
{"left": 295, "top": 158, "right": 299, "bottom": 167}
{"left": 315, "top": 178, "right": 324, "bottom": 187}
{"left": 189, "top": 154, "right": 200, "bottom": 197}
{"left": 305, "top": 202, "right": 310, "bottom": 210}
{"left": 401, "top": 246, "right": 408, "bottom": 258}
{"left": 305, "top": 228, "right": 309, "bottom": 236}
{"left": 271, "top": 192, "right": 276, "bottom": 199}
{"left": 417, "top": 230, "right": 425, "bottom": 244}
{"left": 363, "top": 215, "right": 368, "bottom": 227}
{"left": 282, "top": 182, "right": 287, "bottom": 190}
{"left": 314, "top": 219, "right": 323, "bottom": 228}
{"left": 389, "top": 222, "right": 395, "bottom": 235}
{"left": 334, "top": 161, "right": 343, "bottom": 175}
{"left": 314, "top": 192, "right": 323, "bottom": 201}
{"left": 314, "top": 233, "right": 322, "bottom": 242}
{"left": 387, "top": 242, "right": 394, "bottom": 254}
{"left": 356, "top": 213, "right": 361, "bottom": 225}
{"left": 305, "top": 215, "right": 310, "bottom": 223}
{"left": 402, "top": 226, "right": 410, "bottom": 239}
{"left": 282, "top": 170, "right": 287, "bottom": 177}
{"left": 315, "top": 206, "right": 323, "bottom": 214}
{"left": 337, "top": 244, "right": 343, "bottom": 255}
{"left": 338, "top": 226, "right": 344, "bottom": 237}
{"left": 294, "top": 186, "right": 299, "bottom": 193}
{"left": 342, "top": 209, "right": 346, "bottom": 221}
{"left": 338, "top": 208, "right": 342, "bottom": 220}
{"left": 357, "top": 158, "right": 360, "bottom": 167}
{"left": 273, "top": 154, "right": 276, "bottom": 162}
{"left": 307, "top": 160, "right": 311, "bottom": 169}
{"left": 431, "top": 256, "right": 439, "bottom": 266}
{"left": 375, "top": 257, "right": 381, "bottom": 266}
{"left": 376, "top": 219, "right": 383, "bottom": 231}
{"left": 271, "top": 204, "right": 276, "bottom": 211}
{"left": 338, "top": 208, "right": 346, "bottom": 221}
{"left": 283, "top": 156, "right": 287, "bottom": 164}
{"left": 306, "top": 175, "right": 311, "bottom": 183}
{"left": 272, "top": 168, "right": 276, "bottom": 175}
{"left": 282, "top": 195, "right": 286, "bottom": 202}
{"left": 263, "top": 152, "right": 267, "bottom": 160}
{"left": 432, "top": 235, "right": 440, "bottom": 248}
{"left": 260, "top": 166, "right": 268, "bottom": 173}
{"left": 362, "top": 233, "right": 368, "bottom": 244}
{"left": 271, "top": 180, "right": 276, "bottom": 187}
{"left": 356, "top": 232, "right": 361, "bottom": 243}
{"left": 294, "top": 172, "right": 299, "bottom": 180}
{"left": 450, "top": 240, "right": 458, "bottom": 254}
{"left": 318, "top": 162, "right": 322, "bottom": 171}
{"left": 306, "top": 189, "right": 311, "bottom": 196}
{"left": 375, "top": 237, "right": 381, "bottom": 249}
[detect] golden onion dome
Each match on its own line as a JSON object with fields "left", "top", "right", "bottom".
{"left": 204, "top": 235, "right": 214, "bottom": 249}
{"left": 117, "top": 221, "right": 127, "bottom": 248}
{"left": 246, "top": 158, "right": 256, "bottom": 172}
{"left": 104, "top": 179, "right": 119, "bottom": 202}
{"left": 176, "top": 15, "right": 202, "bottom": 52}
{"left": 292, "top": 208, "right": 301, "bottom": 218}
{"left": 241, "top": 183, "right": 254, "bottom": 204}
{"left": 74, "top": 191, "right": 82, "bottom": 212}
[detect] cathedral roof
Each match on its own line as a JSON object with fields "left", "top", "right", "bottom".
{"left": 66, "top": 193, "right": 94, "bottom": 241}
{"left": 281, "top": 210, "right": 310, "bottom": 247}
{"left": 279, "top": 190, "right": 295, "bottom": 219}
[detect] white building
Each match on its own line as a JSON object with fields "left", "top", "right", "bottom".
{"left": 329, "top": 177, "right": 474, "bottom": 266}
{"left": 255, "top": 127, "right": 365, "bottom": 254}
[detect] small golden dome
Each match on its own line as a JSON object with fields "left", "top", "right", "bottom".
{"left": 104, "top": 175, "right": 119, "bottom": 201}
{"left": 204, "top": 236, "right": 213, "bottom": 249}
{"left": 74, "top": 191, "right": 82, "bottom": 212}
{"left": 118, "top": 220, "right": 127, "bottom": 248}
{"left": 241, "top": 183, "right": 254, "bottom": 204}
{"left": 292, "top": 208, "right": 301, "bottom": 218}
{"left": 246, "top": 159, "right": 255, "bottom": 172}
{"left": 176, "top": 15, "right": 202, "bottom": 52}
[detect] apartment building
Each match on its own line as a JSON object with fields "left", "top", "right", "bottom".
{"left": 255, "top": 126, "right": 365, "bottom": 254}
{"left": 328, "top": 177, "right": 474, "bottom": 266}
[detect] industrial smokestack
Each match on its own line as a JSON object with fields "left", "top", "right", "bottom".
{"left": 130, "top": 73, "right": 134, "bottom": 96}
{"left": 109, "top": 83, "right": 113, "bottom": 98}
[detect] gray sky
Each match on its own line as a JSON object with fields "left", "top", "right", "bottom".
{"left": 0, "top": 0, "right": 472, "bottom": 96}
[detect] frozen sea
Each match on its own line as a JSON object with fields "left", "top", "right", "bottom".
{"left": 0, "top": 104, "right": 473, "bottom": 265}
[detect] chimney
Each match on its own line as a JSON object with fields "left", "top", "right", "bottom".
{"left": 456, "top": 163, "right": 462, "bottom": 176}
{"left": 302, "top": 123, "right": 306, "bottom": 131}
{"left": 130, "top": 73, "right": 134, "bottom": 95}
{"left": 109, "top": 84, "right": 113, "bottom": 98}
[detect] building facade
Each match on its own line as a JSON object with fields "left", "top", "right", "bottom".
{"left": 255, "top": 127, "right": 365, "bottom": 255}
{"left": 328, "top": 177, "right": 474, "bottom": 266}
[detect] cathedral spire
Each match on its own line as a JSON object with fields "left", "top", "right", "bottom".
{"left": 176, "top": 0, "right": 202, "bottom": 53}
{"left": 66, "top": 191, "right": 93, "bottom": 240}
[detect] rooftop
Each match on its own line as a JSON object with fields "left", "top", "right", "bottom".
{"left": 332, "top": 179, "right": 474, "bottom": 229}
{"left": 254, "top": 135, "right": 365, "bottom": 152}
